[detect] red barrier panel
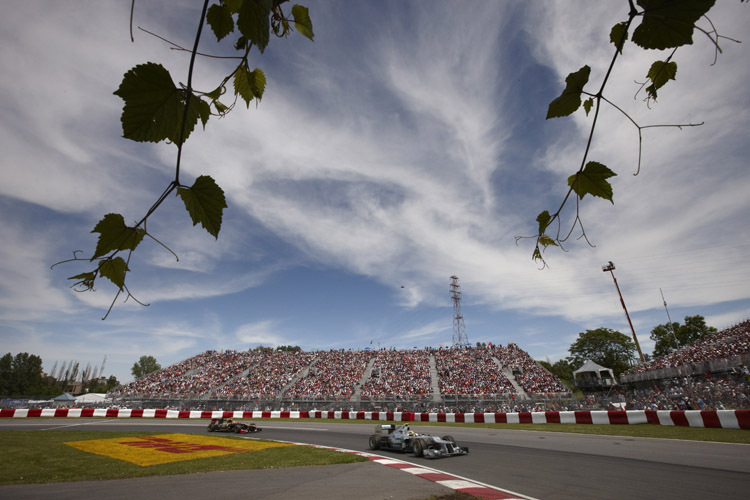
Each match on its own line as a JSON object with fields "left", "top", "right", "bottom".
{"left": 81, "top": 408, "right": 95, "bottom": 417}
{"left": 608, "top": 411, "right": 629, "bottom": 425}
{"left": 700, "top": 410, "right": 721, "bottom": 428}
{"left": 106, "top": 408, "right": 119, "bottom": 418}
{"left": 221, "top": 411, "right": 233, "bottom": 418}
{"left": 670, "top": 410, "right": 689, "bottom": 427}
{"left": 454, "top": 413, "right": 465, "bottom": 423}
{"left": 177, "top": 411, "right": 190, "bottom": 419}
{"left": 645, "top": 410, "right": 660, "bottom": 425}
{"left": 494, "top": 412, "right": 507, "bottom": 424}
{"left": 200, "top": 411, "right": 213, "bottom": 419}
{"left": 518, "top": 412, "right": 532, "bottom": 424}
{"left": 735, "top": 409, "right": 750, "bottom": 429}
{"left": 280, "top": 411, "right": 291, "bottom": 419}
{"left": 544, "top": 411, "right": 561, "bottom": 424}
{"left": 473, "top": 413, "right": 485, "bottom": 424}
{"left": 54, "top": 408, "right": 69, "bottom": 417}
{"left": 437, "top": 413, "right": 446, "bottom": 423}
{"left": 574, "top": 411, "right": 593, "bottom": 424}
{"left": 154, "top": 409, "right": 168, "bottom": 418}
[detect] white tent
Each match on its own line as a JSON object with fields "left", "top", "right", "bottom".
{"left": 75, "top": 393, "right": 107, "bottom": 404}
{"left": 573, "top": 360, "right": 616, "bottom": 388}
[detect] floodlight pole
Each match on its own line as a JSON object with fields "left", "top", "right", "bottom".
{"left": 660, "top": 288, "right": 680, "bottom": 348}
{"left": 602, "top": 261, "right": 645, "bottom": 364}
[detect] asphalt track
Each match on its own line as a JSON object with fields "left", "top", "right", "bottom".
{"left": 1, "top": 419, "right": 748, "bottom": 500}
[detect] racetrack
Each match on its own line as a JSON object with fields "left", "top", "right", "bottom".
{"left": 2, "top": 419, "right": 748, "bottom": 500}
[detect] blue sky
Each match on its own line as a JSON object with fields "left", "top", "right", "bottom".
{"left": 1, "top": 1, "right": 748, "bottom": 385}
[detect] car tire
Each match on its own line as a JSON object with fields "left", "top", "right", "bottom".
{"left": 369, "top": 435, "right": 380, "bottom": 450}
{"left": 207, "top": 423, "right": 215, "bottom": 432}
{"left": 441, "top": 435, "right": 456, "bottom": 443}
{"left": 234, "top": 426, "right": 241, "bottom": 433}
{"left": 412, "top": 439, "right": 423, "bottom": 457}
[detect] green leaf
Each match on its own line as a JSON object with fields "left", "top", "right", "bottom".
{"left": 206, "top": 3, "right": 234, "bottom": 41}
{"left": 237, "top": 0, "right": 272, "bottom": 53}
{"left": 113, "top": 63, "right": 204, "bottom": 145}
{"left": 68, "top": 272, "right": 96, "bottom": 291}
{"left": 90, "top": 213, "right": 146, "bottom": 260}
{"left": 583, "top": 98, "right": 594, "bottom": 116}
{"left": 114, "top": 63, "right": 182, "bottom": 143}
{"left": 292, "top": 4, "right": 314, "bottom": 41}
{"left": 99, "top": 257, "right": 129, "bottom": 291}
{"left": 205, "top": 84, "right": 224, "bottom": 100}
{"left": 177, "top": 175, "right": 228, "bottom": 239}
{"left": 568, "top": 161, "right": 617, "bottom": 203}
{"left": 645, "top": 60, "right": 677, "bottom": 100}
{"left": 234, "top": 66, "right": 266, "bottom": 107}
{"left": 198, "top": 99, "right": 211, "bottom": 128}
{"left": 610, "top": 22, "right": 628, "bottom": 54}
{"left": 633, "top": 0, "right": 715, "bottom": 50}
{"left": 214, "top": 100, "right": 229, "bottom": 113}
{"left": 546, "top": 66, "right": 591, "bottom": 119}
{"left": 536, "top": 210, "right": 551, "bottom": 235}
{"left": 538, "top": 235, "right": 558, "bottom": 248}
{"left": 223, "top": 0, "right": 243, "bottom": 14}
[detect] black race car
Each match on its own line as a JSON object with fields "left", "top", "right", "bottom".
{"left": 207, "top": 417, "right": 262, "bottom": 434}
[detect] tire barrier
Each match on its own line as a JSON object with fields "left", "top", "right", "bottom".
{"left": 1, "top": 408, "right": 748, "bottom": 429}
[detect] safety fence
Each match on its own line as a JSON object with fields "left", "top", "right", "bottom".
{"left": 2, "top": 407, "right": 748, "bottom": 429}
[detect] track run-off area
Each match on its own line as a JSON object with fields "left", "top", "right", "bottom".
{"left": 1, "top": 416, "right": 748, "bottom": 500}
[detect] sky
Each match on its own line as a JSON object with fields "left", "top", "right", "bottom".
{"left": 1, "top": 1, "right": 748, "bottom": 386}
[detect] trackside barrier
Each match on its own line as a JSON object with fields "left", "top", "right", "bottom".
{"left": 1, "top": 408, "right": 748, "bottom": 429}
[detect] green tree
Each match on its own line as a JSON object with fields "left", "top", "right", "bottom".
{"left": 650, "top": 314, "right": 717, "bottom": 358}
{"left": 0, "top": 353, "right": 12, "bottom": 396}
{"left": 540, "top": 359, "right": 575, "bottom": 388}
{"left": 567, "top": 328, "right": 636, "bottom": 377}
{"left": 131, "top": 355, "right": 162, "bottom": 380}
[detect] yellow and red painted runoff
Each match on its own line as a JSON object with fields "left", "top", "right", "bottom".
{"left": 64, "top": 433, "right": 290, "bottom": 466}
{"left": 2, "top": 408, "right": 748, "bottom": 429}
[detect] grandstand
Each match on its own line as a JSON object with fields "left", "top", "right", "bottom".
{"left": 109, "top": 343, "right": 570, "bottom": 412}
{"left": 108, "top": 320, "right": 750, "bottom": 412}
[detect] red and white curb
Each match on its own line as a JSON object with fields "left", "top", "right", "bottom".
{"left": 3, "top": 408, "right": 748, "bottom": 429}
{"left": 261, "top": 437, "right": 535, "bottom": 500}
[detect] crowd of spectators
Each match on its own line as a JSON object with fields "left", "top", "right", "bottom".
{"left": 493, "top": 343, "right": 570, "bottom": 396}
{"left": 284, "top": 350, "right": 373, "bottom": 399}
{"left": 215, "top": 351, "right": 317, "bottom": 399}
{"left": 623, "top": 320, "right": 750, "bottom": 375}
{"left": 360, "top": 349, "right": 432, "bottom": 399}
{"left": 434, "top": 346, "right": 516, "bottom": 397}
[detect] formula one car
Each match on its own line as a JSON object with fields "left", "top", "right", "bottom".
{"left": 207, "top": 417, "right": 262, "bottom": 434}
{"left": 368, "top": 424, "right": 468, "bottom": 458}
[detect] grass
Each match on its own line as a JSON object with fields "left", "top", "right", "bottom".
{"left": 245, "top": 417, "right": 750, "bottom": 444}
{"left": 0, "top": 430, "right": 367, "bottom": 485}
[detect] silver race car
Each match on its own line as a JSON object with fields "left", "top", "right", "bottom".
{"left": 368, "top": 424, "right": 469, "bottom": 458}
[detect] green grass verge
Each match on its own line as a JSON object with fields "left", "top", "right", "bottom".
{"left": 246, "top": 417, "right": 750, "bottom": 444}
{"left": 0, "top": 430, "right": 367, "bottom": 485}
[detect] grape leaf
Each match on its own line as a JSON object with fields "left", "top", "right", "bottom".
{"left": 292, "top": 4, "right": 314, "bottom": 41}
{"left": 223, "top": 0, "right": 243, "bottom": 14}
{"left": 536, "top": 210, "right": 552, "bottom": 235}
{"left": 206, "top": 3, "right": 234, "bottom": 41}
{"left": 583, "top": 98, "right": 594, "bottom": 116}
{"left": 99, "top": 257, "right": 129, "bottom": 291}
{"left": 610, "top": 22, "right": 628, "bottom": 54}
{"left": 646, "top": 60, "right": 677, "bottom": 100}
{"left": 234, "top": 67, "right": 266, "bottom": 107}
{"left": 68, "top": 271, "right": 96, "bottom": 291}
{"left": 568, "top": 161, "right": 617, "bottom": 203}
{"left": 546, "top": 66, "right": 591, "bottom": 119}
{"left": 538, "top": 235, "right": 558, "bottom": 248}
{"left": 90, "top": 213, "right": 145, "bottom": 260}
{"left": 114, "top": 63, "right": 203, "bottom": 145}
{"left": 237, "top": 0, "right": 272, "bottom": 53}
{"left": 177, "top": 175, "right": 228, "bottom": 239}
{"left": 633, "top": 0, "right": 715, "bottom": 50}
